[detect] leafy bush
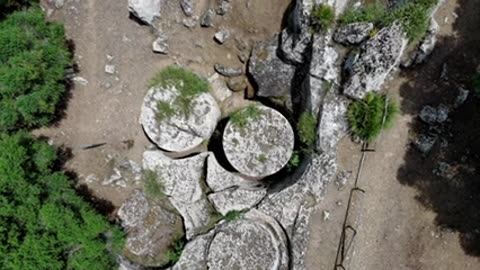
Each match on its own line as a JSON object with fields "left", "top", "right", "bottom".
{"left": 287, "top": 150, "right": 301, "bottom": 172}
{"left": 297, "top": 112, "right": 317, "bottom": 147}
{"left": 0, "top": 132, "right": 124, "bottom": 270}
{"left": 149, "top": 66, "right": 209, "bottom": 120}
{"left": 0, "top": 7, "right": 71, "bottom": 132}
{"left": 223, "top": 210, "right": 243, "bottom": 221}
{"left": 311, "top": 5, "right": 335, "bottom": 32}
{"left": 143, "top": 169, "right": 165, "bottom": 199}
{"left": 230, "top": 104, "right": 262, "bottom": 128}
{"left": 165, "top": 237, "right": 186, "bottom": 264}
{"left": 338, "top": 3, "right": 386, "bottom": 25}
{"left": 347, "top": 92, "right": 398, "bottom": 142}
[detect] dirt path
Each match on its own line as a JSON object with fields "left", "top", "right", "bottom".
{"left": 35, "top": 0, "right": 291, "bottom": 206}
{"left": 306, "top": 0, "right": 480, "bottom": 269}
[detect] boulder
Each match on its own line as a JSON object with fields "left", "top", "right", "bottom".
{"left": 414, "top": 134, "right": 437, "bottom": 154}
{"left": 309, "top": 35, "right": 339, "bottom": 82}
{"left": 214, "top": 29, "right": 230, "bottom": 44}
{"left": 128, "top": 0, "right": 162, "bottom": 25}
{"left": 171, "top": 231, "right": 215, "bottom": 270}
{"left": 207, "top": 210, "right": 289, "bottom": 270}
{"left": 316, "top": 91, "right": 349, "bottom": 153}
{"left": 214, "top": 63, "right": 243, "bottom": 77}
{"left": 208, "top": 188, "right": 266, "bottom": 215}
{"left": 216, "top": 0, "right": 231, "bottom": 15}
{"left": 223, "top": 105, "right": 295, "bottom": 178}
{"left": 333, "top": 22, "right": 374, "bottom": 45}
{"left": 152, "top": 34, "right": 169, "bottom": 54}
{"left": 180, "top": 0, "right": 193, "bottom": 17}
{"left": 419, "top": 104, "right": 449, "bottom": 125}
{"left": 143, "top": 151, "right": 218, "bottom": 239}
{"left": 139, "top": 84, "right": 221, "bottom": 152}
{"left": 117, "top": 190, "right": 184, "bottom": 267}
{"left": 226, "top": 77, "right": 247, "bottom": 92}
{"left": 200, "top": 8, "right": 215, "bottom": 27}
{"left": 291, "top": 205, "right": 314, "bottom": 270}
{"left": 208, "top": 73, "right": 232, "bottom": 102}
{"left": 248, "top": 36, "right": 296, "bottom": 97}
{"left": 343, "top": 23, "right": 407, "bottom": 99}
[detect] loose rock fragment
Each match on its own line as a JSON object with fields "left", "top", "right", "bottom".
{"left": 128, "top": 0, "right": 162, "bottom": 25}
{"left": 214, "top": 29, "right": 230, "bottom": 44}
{"left": 152, "top": 34, "right": 169, "bottom": 54}
{"left": 214, "top": 63, "right": 243, "bottom": 77}
{"left": 200, "top": 8, "right": 215, "bottom": 27}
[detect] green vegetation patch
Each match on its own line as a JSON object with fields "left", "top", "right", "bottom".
{"left": 471, "top": 73, "right": 480, "bottom": 97}
{"left": 0, "top": 7, "right": 71, "bottom": 132}
{"left": 164, "top": 237, "right": 186, "bottom": 264}
{"left": 149, "top": 66, "right": 209, "bottom": 120}
{"left": 347, "top": 92, "right": 398, "bottom": 142}
{"left": 287, "top": 150, "right": 301, "bottom": 172}
{"left": 0, "top": 132, "right": 124, "bottom": 270}
{"left": 311, "top": 4, "right": 335, "bottom": 32}
{"left": 297, "top": 112, "right": 317, "bottom": 147}
{"left": 338, "top": 0, "right": 438, "bottom": 41}
{"left": 143, "top": 169, "right": 165, "bottom": 199}
{"left": 223, "top": 210, "right": 244, "bottom": 221}
{"left": 230, "top": 104, "right": 262, "bottom": 128}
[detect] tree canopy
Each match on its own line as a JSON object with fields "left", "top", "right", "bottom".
{"left": 0, "top": 132, "right": 124, "bottom": 270}
{"left": 0, "top": 6, "right": 71, "bottom": 132}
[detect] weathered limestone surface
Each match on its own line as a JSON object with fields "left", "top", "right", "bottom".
{"left": 248, "top": 36, "right": 296, "bottom": 97}
{"left": 171, "top": 231, "right": 215, "bottom": 270}
{"left": 334, "top": 22, "right": 374, "bottom": 45}
{"left": 128, "top": 0, "right": 161, "bottom": 25}
{"left": 316, "top": 91, "right": 349, "bottom": 153}
{"left": 207, "top": 210, "right": 289, "bottom": 270}
{"left": 143, "top": 151, "right": 216, "bottom": 239}
{"left": 223, "top": 105, "right": 295, "bottom": 177}
{"left": 139, "top": 84, "right": 220, "bottom": 152}
{"left": 343, "top": 23, "right": 407, "bottom": 99}
{"left": 208, "top": 188, "right": 266, "bottom": 215}
{"left": 117, "top": 190, "right": 183, "bottom": 267}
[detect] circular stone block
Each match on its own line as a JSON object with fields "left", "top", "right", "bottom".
{"left": 207, "top": 210, "right": 289, "bottom": 270}
{"left": 222, "top": 105, "right": 294, "bottom": 178}
{"left": 140, "top": 84, "right": 221, "bottom": 152}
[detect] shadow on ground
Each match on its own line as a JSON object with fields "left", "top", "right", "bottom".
{"left": 396, "top": 0, "right": 480, "bottom": 256}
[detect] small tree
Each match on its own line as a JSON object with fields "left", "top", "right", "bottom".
{"left": 347, "top": 92, "right": 397, "bottom": 142}
{"left": 311, "top": 5, "right": 335, "bottom": 32}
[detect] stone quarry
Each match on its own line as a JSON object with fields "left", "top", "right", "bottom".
{"left": 118, "top": 0, "right": 428, "bottom": 269}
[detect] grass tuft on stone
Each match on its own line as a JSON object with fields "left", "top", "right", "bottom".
{"left": 287, "top": 150, "right": 301, "bottom": 172}
{"left": 164, "top": 237, "right": 186, "bottom": 264}
{"left": 143, "top": 169, "right": 165, "bottom": 199}
{"left": 311, "top": 4, "right": 335, "bottom": 32}
{"left": 338, "top": 2, "right": 386, "bottom": 25}
{"left": 149, "top": 66, "right": 209, "bottom": 120}
{"left": 297, "top": 112, "right": 317, "bottom": 147}
{"left": 230, "top": 104, "right": 262, "bottom": 128}
{"left": 223, "top": 210, "right": 243, "bottom": 221}
{"left": 347, "top": 92, "right": 398, "bottom": 142}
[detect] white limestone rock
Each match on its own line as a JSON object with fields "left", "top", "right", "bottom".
{"left": 152, "top": 34, "right": 169, "bottom": 54}
{"left": 171, "top": 231, "right": 215, "bottom": 270}
{"left": 128, "top": 0, "right": 162, "bottom": 25}
{"left": 334, "top": 22, "right": 374, "bottom": 45}
{"left": 310, "top": 34, "right": 339, "bottom": 82}
{"left": 139, "top": 84, "right": 221, "bottom": 152}
{"left": 208, "top": 188, "right": 266, "bottom": 215}
{"left": 207, "top": 73, "right": 231, "bottom": 103}
{"left": 316, "top": 91, "right": 349, "bottom": 153}
{"left": 223, "top": 105, "right": 295, "bottom": 178}
{"left": 206, "top": 153, "right": 264, "bottom": 192}
{"left": 343, "top": 23, "right": 407, "bottom": 99}
{"left": 143, "top": 151, "right": 216, "bottom": 239}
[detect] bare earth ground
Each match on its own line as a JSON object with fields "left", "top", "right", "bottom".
{"left": 35, "top": 0, "right": 291, "bottom": 206}
{"left": 306, "top": 0, "right": 480, "bottom": 269}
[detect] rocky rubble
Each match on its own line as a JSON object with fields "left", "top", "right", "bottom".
{"left": 334, "top": 22, "right": 374, "bottom": 45}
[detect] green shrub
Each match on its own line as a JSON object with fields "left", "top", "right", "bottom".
{"left": 0, "top": 132, "right": 124, "bottom": 270}
{"left": 287, "top": 150, "right": 301, "bottom": 172}
{"left": 311, "top": 5, "right": 335, "bottom": 32}
{"left": 223, "top": 210, "right": 243, "bottom": 221}
{"left": 297, "top": 112, "right": 317, "bottom": 147}
{"left": 143, "top": 169, "right": 165, "bottom": 199}
{"left": 150, "top": 66, "right": 209, "bottom": 119}
{"left": 0, "top": 7, "right": 71, "bottom": 132}
{"left": 347, "top": 92, "right": 398, "bottom": 142}
{"left": 472, "top": 73, "right": 480, "bottom": 96}
{"left": 230, "top": 104, "right": 262, "bottom": 128}
{"left": 338, "top": 2, "right": 386, "bottom": 25}
{"left": 165, "top": 237, "right": 185, "bottom": 264}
